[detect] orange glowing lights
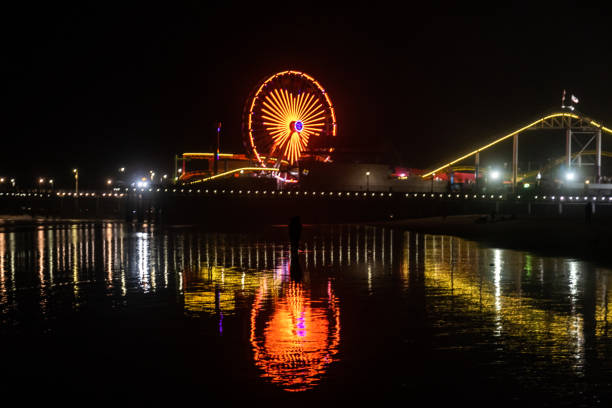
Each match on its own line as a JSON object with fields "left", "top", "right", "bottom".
{"left": 245, "top": 71, "right": 337, "bottom": 169}
{"left": 261, "top": 89, "right": 325, "bottom": 164}
{"left": 250, "top": 280, "right": 341, "bottom": 392}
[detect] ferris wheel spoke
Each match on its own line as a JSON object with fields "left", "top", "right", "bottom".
{"left": 304, "top": 121, "right": 325, "bottom": 129}
{"left": 280, "top": 89, "right": 292, "bottom": 118}
{"left": 272, "top": 89, "right": 291, "bottom": 119}
{"left": 268, "top": 91, "right": 289, "bottom": 120}
{"left": 295, "top": 92, "right": 307, "bottom": 119}
{"left": 261, "top": 117, "right": 286, "bottom": 127}
{"left": 282, "top": 89, "right": 296, "bottom": 119}
{"left": 301, "top": 110, "right": 325, "bottom": 124}
{"left": 264, "top": 96, "right": 286, "bottom": 120}
{"left": 262, "top": 98, "right": 286, "bottom": 121}
{"left": 294, "top": 92, "right": 308, "bottom": 117}
{"left": 298, "top": 93, "right": 317, "bottom": 119}
{"left": 288, "top": 90, "right": 300, "bottom": 119}
{"left": 261, "top": 104, "right": 285, "bottom": 122}
{"left": 300, "top": 103, "right": 323, "bottom": 122}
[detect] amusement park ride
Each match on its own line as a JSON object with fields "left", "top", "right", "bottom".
{"left": 174, "top": 70, "right": 612, "bottom": 193}
{"left": 176, "top": 70, "right": 337, "bottom": 186}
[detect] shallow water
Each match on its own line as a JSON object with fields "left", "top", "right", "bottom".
{"left": 0, "top": 221, "right": 611, "bottom": 406}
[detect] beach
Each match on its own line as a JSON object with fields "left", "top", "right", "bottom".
{"left": 378, "top": 214, "right": 612, "bottom": 267}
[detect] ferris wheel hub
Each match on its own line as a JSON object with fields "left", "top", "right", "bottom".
{"left": 290, "top": 120, "right": 304, "bottom": 133}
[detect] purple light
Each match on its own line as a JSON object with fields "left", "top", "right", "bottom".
{"left": 297, "top": 314, "right": 306, "bottom": 337}
{"left": 295, "top": 120, "right": 303, "bottom": 132}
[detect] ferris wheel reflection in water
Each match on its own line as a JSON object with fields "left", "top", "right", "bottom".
{"left": 1, "top": 224, "right": 611, "bottom": 393}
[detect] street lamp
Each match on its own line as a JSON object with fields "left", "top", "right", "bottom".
{"left": 49, "top": 179, "right": 54, "bottom": 191}
{"left": 73, "top": 169, "right": 79, "bottom": 195}
{"left": 119, "top": 167, "right": 125, "bottom": 173}
{"left": 107, "top": 178, "right": 113, "bottom": 186}
{"left": 365, "top": 171, "right": 371, "bottom": 192}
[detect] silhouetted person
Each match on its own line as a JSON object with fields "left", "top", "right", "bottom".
{"left": 289, "top": 216, "right": 302, "bottom": 255}
{"left": 585, "top": 201, "right": 592, "bottom": 224}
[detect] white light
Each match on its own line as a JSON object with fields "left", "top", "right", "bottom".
{"left": 365, "top": 171, "right": 371, "bottom": 176}
{"left": 565, "top": 171, "right": 575, "bottom": 181}
{"left": 490, "top": 170, "right": 500, "bottom": 180}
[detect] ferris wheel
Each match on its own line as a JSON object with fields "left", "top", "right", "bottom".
{"left": 243, "top": 71, "right": 337, "bottom": 174}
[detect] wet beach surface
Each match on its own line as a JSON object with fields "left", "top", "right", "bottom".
{"left": 0, "top": 220, "right": 611, "bottom": 406}
{"left": 380, "top": 215, "right": 612, "bottom": 268}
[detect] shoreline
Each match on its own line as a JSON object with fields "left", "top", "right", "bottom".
{"left": 374, "top": 214, "right": 612, "bottom": 268}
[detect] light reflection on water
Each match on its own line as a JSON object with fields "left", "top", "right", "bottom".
{"left": 0, "top": 221, "right": 611, "bottom": 401}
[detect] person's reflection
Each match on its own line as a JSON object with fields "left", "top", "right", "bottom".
{"left": 289, "top": 216, "right": 302, "bottom": 281}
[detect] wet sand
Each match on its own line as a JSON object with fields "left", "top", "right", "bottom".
{"left": 377, "top": 214, "right": 612, "bottom": 267}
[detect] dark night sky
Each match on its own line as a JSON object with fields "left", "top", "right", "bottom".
{"left": 3, "top": 3, "right": 612, "bottom": 188}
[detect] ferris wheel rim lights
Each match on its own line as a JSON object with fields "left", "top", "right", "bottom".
{"left": 246, "top": 70, "right": 337, "bottom": 168}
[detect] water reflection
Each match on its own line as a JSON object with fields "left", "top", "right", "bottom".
{"left": 250, "top": 278, "right": 341, "bottom": 392}
{"left": 0, "top": 222, "right": 611, "bottom": 398}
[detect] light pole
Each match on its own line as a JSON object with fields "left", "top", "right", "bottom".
{"left": 73, "top": 169, "right": 79, "bottom": 195}
{"left": 365, "top": 171, "right": 370, "bottom": 192}
{"left": 49, "top": 179, "right": 54, "bottom": 191}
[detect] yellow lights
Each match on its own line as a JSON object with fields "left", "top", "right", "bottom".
{"left": 38, "top": 178, "right": 44, "bottom": 184}
{"left": 190, "top": 167, "right": 278, "bottom": 184}
{"left": 107, "top": 179, "right": 112, "bottom": 185}
{"left": 421, "top": 112, "right": 612, "bottom": 178}
{"left": 119, "top": 167, "right": 125, "bottom": 172}
{"left": 183, "top": 152, "right": 236, "bottom": 157}
{"left": 247, "top": 70, "right": 337, "bottom": 169}
{"left": 250, "top": 280, "right": 341, "bottom": 392}
{"left": 261, "top": 88, "right": 324, "bottom": 165}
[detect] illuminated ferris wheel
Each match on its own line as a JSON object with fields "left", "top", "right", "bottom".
{"left": 243, "top": 71, "right": 337, "bottom": 174}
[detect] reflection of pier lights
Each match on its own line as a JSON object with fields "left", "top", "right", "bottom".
{"left": 419, "top": 236, "right": 595, "bottom": 372}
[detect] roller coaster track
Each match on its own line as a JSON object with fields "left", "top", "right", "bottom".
{"left": 422, "top": 112, "right": 612, "bottom": 178}
{"left": 517, "top": 150, "right": 612, "bottom": 181}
